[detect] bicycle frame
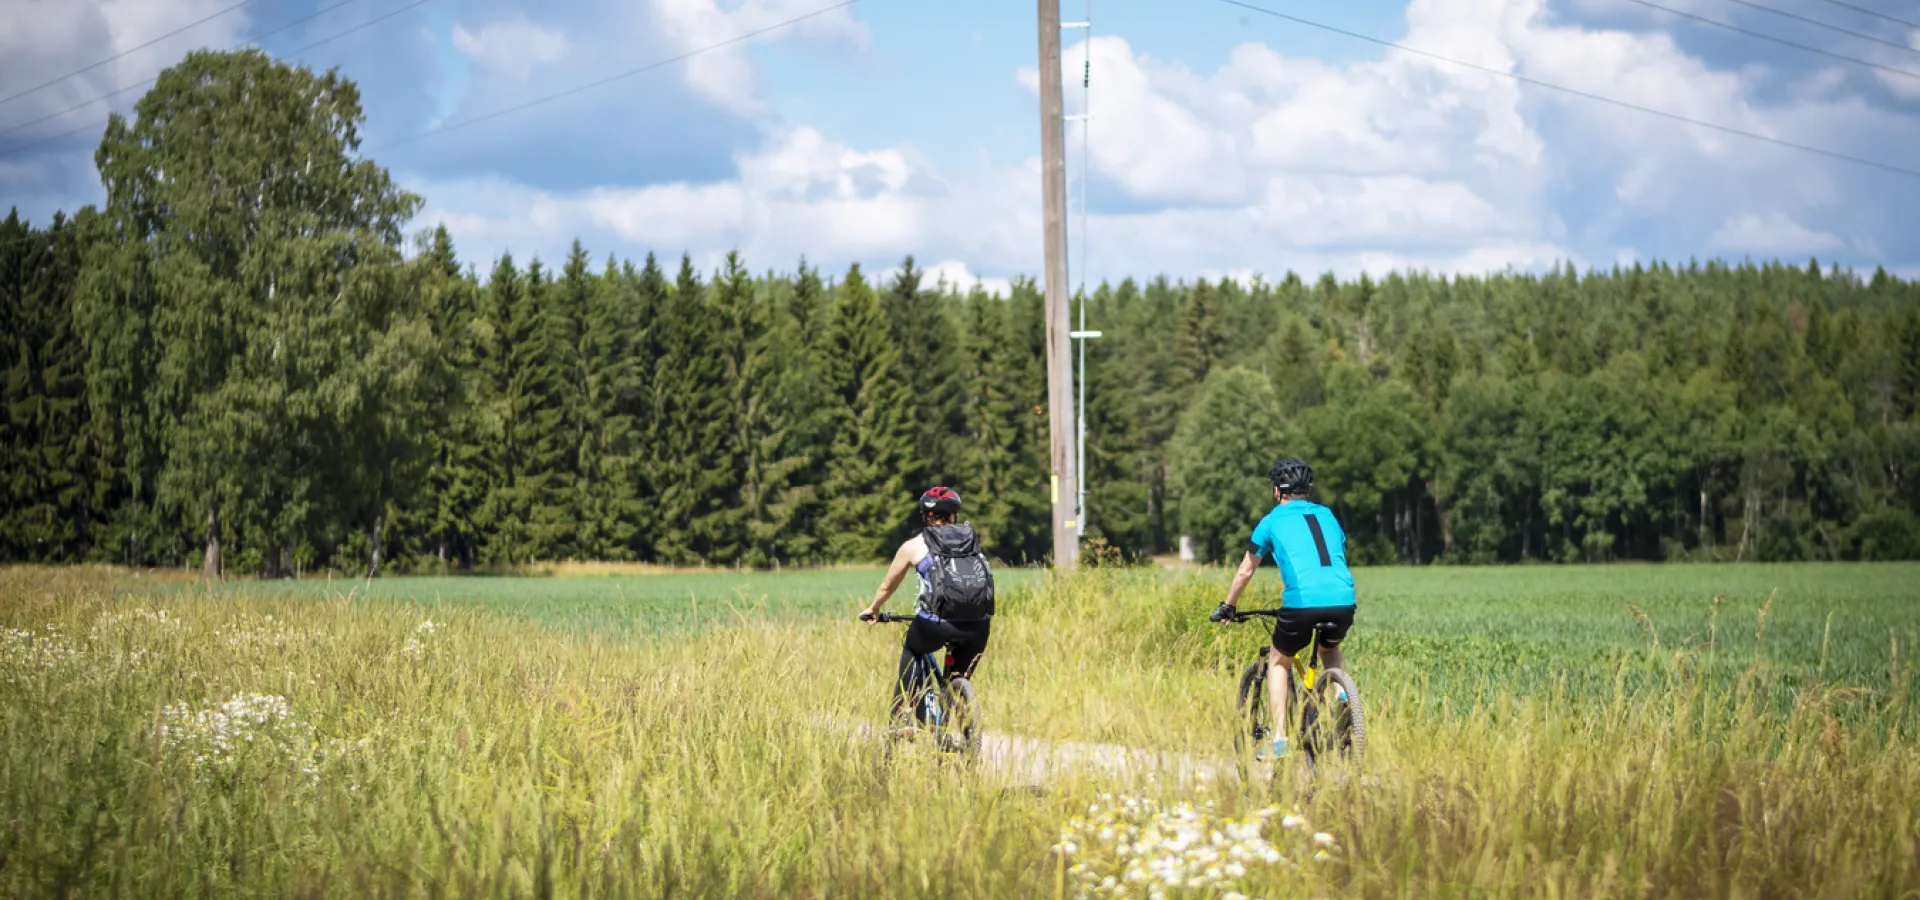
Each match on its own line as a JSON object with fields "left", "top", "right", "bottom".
{"left": 864, "top": 612, "right": 959, "bottom": 733}
{"left": 1232, "top": 609, "right": 1326, "bottom": 686}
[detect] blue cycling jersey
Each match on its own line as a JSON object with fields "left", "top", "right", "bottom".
{"left": 1248, "top": 500, "right": 1355, "bottom": 609}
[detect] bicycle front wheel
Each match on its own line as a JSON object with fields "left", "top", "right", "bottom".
{"left": 1235, "top": 660, "right": 1273, "bottom": 758}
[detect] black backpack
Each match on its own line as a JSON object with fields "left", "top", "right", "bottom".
{"left": 922, "top": 523, "right": 995, "bottom": 620}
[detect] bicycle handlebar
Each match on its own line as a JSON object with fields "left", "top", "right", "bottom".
{"left": 860, "top": 611, "right": 910, "bottom": 624}
{"left": 1227, "top": 609, "right": 1282, "bottom": 623}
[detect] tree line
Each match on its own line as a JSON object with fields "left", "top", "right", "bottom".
{"left": 3, "top": 49, "right": 1918, "bottom": 574}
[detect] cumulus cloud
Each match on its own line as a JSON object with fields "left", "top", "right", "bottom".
{"left": 652, "top": 0, "right": 871, "bottom": 115}
{"left": 1709, "top": 212, "right": 1844, "bottom": 256}
{"left": 451, "top": 19, "right": 568, "bottom": 81}
{"left": 7, "top": 0, "right": 1917, "bottom": 283}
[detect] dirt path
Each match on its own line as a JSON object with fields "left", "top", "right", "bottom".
{"left": 822, "top": 716, "right": 1282, "bottom": 788}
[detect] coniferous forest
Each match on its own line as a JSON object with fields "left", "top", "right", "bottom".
{"left": 4, "top": 50, "right": 1919, "bottom": 575}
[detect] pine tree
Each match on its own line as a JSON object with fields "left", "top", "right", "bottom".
{"left": 820, "top": 263, "right": 916, "bottom": 561}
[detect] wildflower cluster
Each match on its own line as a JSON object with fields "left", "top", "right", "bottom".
{"left": 160, "top": 692, "right": 320, "bottom": 781}
{"left": 93, "top": 607, "right": 179, "bottom": 630}
{"left": 1, "top": 626, "right": 81, "bottom": 682}
{"left": 400, "top": 619, "right": 439, "bottom": 660}
{"left": 1053, "top": 794, "right": 1340, "bottom": 899}
{"left": 217, "top": 616, "right": 330, "bottom": 653}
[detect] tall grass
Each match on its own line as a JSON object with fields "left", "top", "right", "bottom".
{"left": 2, "top": 565, "right": 1915, "bottom": 897}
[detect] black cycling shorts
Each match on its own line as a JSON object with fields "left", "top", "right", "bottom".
{"left": 1271, "top": 605, "right": 1355, "bottom": 656}
{"left": 899, "top": 613, "right": 991, "bottom": 694}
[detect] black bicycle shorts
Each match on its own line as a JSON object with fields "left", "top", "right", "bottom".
{"left": 1271, "top": 605, "right": 1355, "bottom": 656}
{"left": 899, "top": 613, "right": 991, "bottom": 690}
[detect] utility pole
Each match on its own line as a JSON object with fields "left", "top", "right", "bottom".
{"left": 1038, "top": 0, "right": 1078, "bottom": 569}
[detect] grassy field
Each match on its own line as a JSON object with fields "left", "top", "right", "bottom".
{"left": 185, "top": 566, "right": 1041, "bottom": 638}
{"left": 3, "top": 562, "right": 1917, "bottom": 898}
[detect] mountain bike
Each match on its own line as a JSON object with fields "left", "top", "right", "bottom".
{"left": 1225, "top": 609, "right": 1365, "bottom": 766}
{"left": 860, "top": 611, "right": 981, "bottom": 761}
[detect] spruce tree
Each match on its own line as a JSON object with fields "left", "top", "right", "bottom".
{"left": 399, "top": 226, "right": 490, "bottom": 568}
{"left": 575, "top": 253, "right": 647, "bottom": 560}
{"left": 1175, "top": 278, "right": 1225, "bottom": 387}
{"left": 1896, "top": 311, "right": 1920, "bottom": 421}
{"left": 649, "top": 256, "right": 736, "bottom": 564}
{"left": 1, "top": 213, "right": 94, "bottom": 561}
{"left": 884, "top": 256, "right": 964, "bottom": 487}
{"left": 752, "top": 260, "right": 835, "bottom": 563}
{"left": 479, "top": 254, "right": 529, "bottom": 562}
{"left": 820, "top": 263, "right": 916, "bottom": 561}
{"left": 954, "top": 290, "right": 1044, "bottom": 561}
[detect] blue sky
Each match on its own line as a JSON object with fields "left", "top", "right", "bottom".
{"left": 2, "top": 0, "right": 1917, "bottom": 290}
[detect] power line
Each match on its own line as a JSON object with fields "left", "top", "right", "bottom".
{"left": 1809, "top": 0, "right": 1920, "bottom": 31}
{"left": 0, "top": 0, "right": 864, "bottom": 254}
{"left": 1711, "top": 0, "right": 1920, "bottom": 56}
{"left": 1623, "top": 0, "right": 1920, "bottom": 80}
{"left": 0, "top": 0, "right": 421, "bottom": 159}
{"left": 0, "top": 0, "right": 263, "bottom": 109}
{"left": 1, "top": 0, "right": 376, "bottom": 142}
{"left": 1207, "top": 0, "right": 1920, "bottom": 181}
{"left": 372, "top": 0, "right": 863, "bottom": 153}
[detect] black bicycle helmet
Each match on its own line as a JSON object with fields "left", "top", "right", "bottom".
{"left": 919, "top": 486, "right": 962, "bottom": 515}
{"left": 1269, "top": 457, "right": 1313, "bottom": 495}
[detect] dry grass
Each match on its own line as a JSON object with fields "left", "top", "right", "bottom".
{"left": 1, "top": 565, "right": 1915, "bottom": 898}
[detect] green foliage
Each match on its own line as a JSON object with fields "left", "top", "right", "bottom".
{"left": 6, "top": 50, "right": 1920, "bottom": 572}
{"left": 1167, "top": 367, "right": 1284, "bottom": 563}
{"left": 649, "top": 257, "right": 739, "bottom": 564}
{"left": 74, "top": 49, "right": 424, "bottom": 578}
{"left": 820, "top": 264, "right": 916, "bottom": 562}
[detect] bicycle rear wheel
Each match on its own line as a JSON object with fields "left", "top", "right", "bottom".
{"left": 1300, "top": 668, "right": 1365, "bottom": 765}
{"left": 947, "top": 677, "right": 981, "bottom": 761}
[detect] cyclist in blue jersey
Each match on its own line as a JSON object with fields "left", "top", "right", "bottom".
{"left": 1209, "top": 457, "right": 1356, "bottom": 760}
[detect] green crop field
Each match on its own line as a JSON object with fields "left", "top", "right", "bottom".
{"left": 3, "top": 562, "right": 1916, "bottom": 898}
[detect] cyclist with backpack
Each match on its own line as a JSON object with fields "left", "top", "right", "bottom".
{"left": 859, "top": 487, "right": 997, "bottom": 719}
{"left": 1209, "top": 457, "right": 1356, "bottom": 760}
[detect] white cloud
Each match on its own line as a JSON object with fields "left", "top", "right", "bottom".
{"left": 0, "top": 0, "right": 253, "bottom": 127}
{"left": 653, "top": 0, "right": 870, "bottom": 115}
{"left": 411, "top": 0, "right": 1919, "bottom": 282}
{"left": 451, "top": 19, "right": 567, "bottom": 80}
{"left": 911, "top": 260, "right": 1014, "bottom": 298}
{"left": 1709, "top": 212, "right": 1844, "bottom": 256}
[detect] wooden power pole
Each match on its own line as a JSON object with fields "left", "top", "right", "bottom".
{"left": 1037, "top": 0, "right": 1078, "bottom": 570}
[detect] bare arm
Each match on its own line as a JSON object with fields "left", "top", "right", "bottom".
{"left": 1222, "top": 551, "right": 1262, "bottom": 609}
{"left": 861, "top": 541, "right": 918, "bottom": 620}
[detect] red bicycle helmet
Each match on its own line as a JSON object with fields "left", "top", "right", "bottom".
{"left": 919, "top": 486, "right": 962, "bottom": 515}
